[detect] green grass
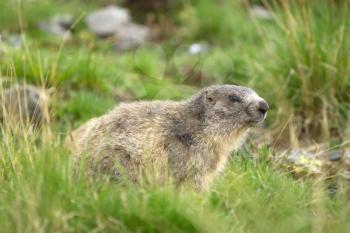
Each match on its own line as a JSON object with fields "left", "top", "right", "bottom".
{"left": 1, "top": 0, "right": 350, "bottom": 232}
{"left": 1, "top": 130, "right": 349, "bottom": 233}
{"left": 256, "top": 1, "right": 350, "bottom": 142}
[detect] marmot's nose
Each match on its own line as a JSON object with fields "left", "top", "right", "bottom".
{"left": 246, "top": 98, "right": 269, "bottom": 120}
{"left": 258, "top": 100, "right": 269, "bottom": 115}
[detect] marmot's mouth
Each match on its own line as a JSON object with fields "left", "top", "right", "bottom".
{"left": 248, "top": 121, "right": 264, "bottom": 127}
{"left": 247, "top": 115, "right": 266, "bottom": 127}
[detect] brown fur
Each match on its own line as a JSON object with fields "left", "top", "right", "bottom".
{"left": 67, "top": 85, "right": 268, "bottom": 190}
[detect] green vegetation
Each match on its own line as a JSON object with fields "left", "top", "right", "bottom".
{"left": 1, "top": 129, "right": 350, "bottom": 233}
{"left": 1, "top": 0, "right": 350, "bottom": 232}
{"left": 261, "top": 1, "right": 350, "bottom": 142}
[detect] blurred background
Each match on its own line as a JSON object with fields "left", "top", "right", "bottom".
{"left": 1, "top": 0, "right": 349, "bottom": 147}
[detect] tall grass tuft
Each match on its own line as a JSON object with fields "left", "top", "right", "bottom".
{"left": 258, "top": 1, "right": 350, "bottom": 144}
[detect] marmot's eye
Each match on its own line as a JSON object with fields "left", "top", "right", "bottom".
{"left": 228, "top": 95, "right": 240, "bottom": 103}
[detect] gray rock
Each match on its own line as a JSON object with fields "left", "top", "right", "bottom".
{"left": 7, "top": 34, "right": 22, "bottom": 49}
{"left": 38, "top": 22, "right": 71, "bottom": 38}
{"left": 86, "top": 6, "right": 130, "bottom": 38}
{"left": 38, "top": 14, "right": 73, "bottom": 38}
{"left": 0, "top": 34, "right": 23, "bottom": 50}
{"left": 113, "top": 23, "right": 151, "bottom": 51}
{"left": 327, "top": 182, "right": 338, "bottom": 197}
{"left": 52, "top": 14, "right": 74, "bottom": 30}
{"left": 328, "top": 150, "right": 343, "bottom": 162}
{"left": 0, "top": 85, "right": 49, "bottom": 126}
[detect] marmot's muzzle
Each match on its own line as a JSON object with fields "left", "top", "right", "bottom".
{"left": 247, "top": 99, "right": 269, "bottom": 123}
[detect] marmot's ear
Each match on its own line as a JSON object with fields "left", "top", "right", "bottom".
{"left": 204, "top": 90, "right": 215, "bottom": 105}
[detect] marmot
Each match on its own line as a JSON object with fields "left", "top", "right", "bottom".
{"left": 67, "top": 85, "right": 269, "bottom": 190}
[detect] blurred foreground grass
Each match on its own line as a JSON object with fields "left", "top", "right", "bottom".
{"left": 1, "top": 127, "right": 350, "bottom": 233}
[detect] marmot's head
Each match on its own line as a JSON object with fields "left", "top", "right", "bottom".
{"left": 188, "top": 85, "right": 269, "bottom": 135}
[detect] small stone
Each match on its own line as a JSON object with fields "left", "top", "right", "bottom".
{"left": 86, "top": 6, "right": 130, "bottom": 38}
{"left": 328, "top": 150, "right": 343, "bottom": 162}
{"left": 38, "top": 14, "right": 73, "bottom": 38}
{"left": 38, "top": 22, "right": 71, "bottom": 38}
{"left": 340, "top": 171, "right": 350, "bottom": 180}
{"left": 52, "top": 14, "right": 74, "bottom": 30}
{"left": 287, "top": 149, "right": 313, "bottom": 163}
{"left": 0, "top": 33, "right": 23, "bottom": 50}
{"left": 344, "top": 154, "right": 350, "bottom": 165}
{"left": 327, "top": 182, "right": 338, "bottom": 197}
{"left": 188, "top": 43, "right": 209, "bottom": 55}
{"left": 249, "top": 5, "right": 273, "bottom": 20}
{"left": 113, "top": 23, "right": 150, "bottom": 51}
{"left": 7, "top": 34, "right": 22, "bottom": 49}
{"left": 287, "top": 149, "right": 322, "bottom": 175}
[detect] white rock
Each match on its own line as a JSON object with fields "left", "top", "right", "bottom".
{"left": 250, "top": 5, "right": 273, "bottom": 20}
{"left": 188, "top": 43, "right": 209, "bottom": 55}
{"left": 86, "top": 6, "right": 130, "bottom": 37}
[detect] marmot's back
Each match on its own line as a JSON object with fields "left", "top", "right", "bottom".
{"left": 69, "top": 100, "right": 180, "bottom": 161}
{"left": 67, "top": 85, "right": 269, "bottom": 190}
